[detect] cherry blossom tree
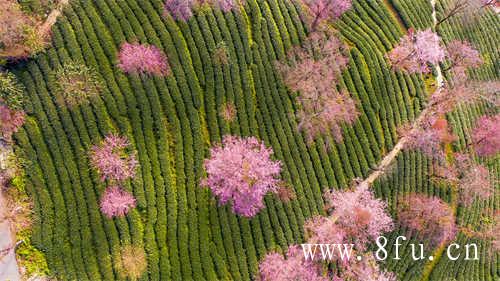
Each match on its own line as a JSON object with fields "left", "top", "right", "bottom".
{"left": 201, "top": 135, "right": 282, "bottom": 217}
{"left": 164, "top": 0, "right": 195, "bottom": 21}
{"left": 276, "top": 32, "right": 359, "bottom": 143}
{"left": 401, "top": 116, "right": 456, "bottom": 161}
{"left": 258, "top": 245, "right": 329, "bottom": 281}
{"left": 471, "top": 114, "right": 500, "bottom": 157}
{"left": 302, "top": 0, "right": 353, "bottom": 31}
{"left": 323, "top": 184, "right": 394, "bottom": 251}
{"left": 100, "top": 186, "right": 137, "bottom": 218}
{"left": 398, "top": 193, "right": 457, "bottom": 246}
{"left": 434, "top": 153, "right": 493, "bottom": 206}
{"left": 90, "top": 134, "right": 138, "bottom": 182}
{"left": 445, "top": 40, "right": 483, "bottom": 80}
{"left": 117, "top": 43, "right": 170, "bottom": 76}
{"left": 114, "top": 244, "right": 147, "bottom": 280}
{"left": 387, "top": 29, "right": 447, "bottom": 74}
{"left": 0, "top": 103, "right": 25, "bottom": 142}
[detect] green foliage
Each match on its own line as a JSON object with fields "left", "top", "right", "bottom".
{"left": 52, "top": 61, "right": 103, "bottom": 107}
{"left": 0, "top": 71, "right": 25, "bottom": 110}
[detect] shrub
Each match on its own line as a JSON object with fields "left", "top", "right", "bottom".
{"left": 53, "top": 62, "right": 102, "bottom": 107}
{"left": 0, "top": 71, "right": 24, "bottom": 110}
{"left": 219, "top": 102, "right": 236, "bottom": 122}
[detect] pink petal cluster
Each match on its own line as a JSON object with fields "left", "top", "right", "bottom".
{"left": 398, "top": 193, "right": 457, "bottom": 246}
{"left": 387, "top": 29, "right": 446, "bottom": 73}
{"left": 323, "top": 185, "right": 394, "bottom": 250}
{"left": 446, "top": 40, "right": 483, "bottom": 80}
{"left": 303, "top": 0, "right": 352, "bottom": 30}
{"left": 258, "top": 245, "right": 329, "bottom": 281}
{"left": 0, "top": 103, "right": 25, "bottom": 142}
{"left": 90, "top": 134, "right": 138, "bottom": 182}
{"left": 100, "top": 186, "right": 137, "bottom": 218}
{"left": 201, "top": 135, "right": 282, "bottom": 217}
{"left": 276, "top": 33, "right": 359, "bottom": 143}
{"left": 118, "top": 43, "right": 170, "bottom": 76}
{"left": 472, "top": 114, "right": 500, "bottom": 157}
{"left": 164, "top": 0, "right": 194, "bottom": 21}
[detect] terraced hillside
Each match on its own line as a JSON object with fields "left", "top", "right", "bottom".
{"left": 6, "top": 0, "right": 499, "bottom": 280}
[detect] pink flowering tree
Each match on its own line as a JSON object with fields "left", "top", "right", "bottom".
{"left": 401, "top": 116, "right": 456, "bottom": 161}
{"left": 201, "top": 135, "right": 282, "bottom": 217}
{"left": 387, "top": 29, "right": 447, "bottom": 74}
{"left": 117, "top": 43, "right": 170, "bottom": 76}
{"left": 445, "top": 40, "right": 483, "bottom": 80}
{"left": 434, "top": 153, "right": 493, "bottom": 206}
{"left": 100, "top": 186, "right": 137, "bottom": 218}
{"left": 398, "top": 193, "right": 457, "bottom": 246}
{"left": 0, "top": 103, "right": 25, "bottom": 142}
{"left": 302, "top": 0, "right": 352, "bottom": 31}
{"left": 164, "top": 0, "right": 195, "bottom": 21}
{"left": 258, "top": 245, "right": 330, "bottom": 281}
{"left": 90, "top": 134, "right": 138, "bottom": 182}
{"left": 323, "top": 184, "right": 394, "bottom": 251}
{"left": 471, "top": 114, "right": 500, "bottom": 157}
{"left": 276, "top": 32, "right": 359, "bottom": 143}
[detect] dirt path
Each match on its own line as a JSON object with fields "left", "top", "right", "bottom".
{"left": 38, "top": 0, "right": 69, "bottom": 39}
{"left": 0, "top": 144, "right": 20, "bottom": 281}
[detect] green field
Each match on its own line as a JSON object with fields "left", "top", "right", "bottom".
{"left": 9, "top": 0, "right": 499, "bottom": 280}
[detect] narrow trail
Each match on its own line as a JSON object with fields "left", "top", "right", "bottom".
{"left": 0, "top": 144, "right": 20, "bottom": 281}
